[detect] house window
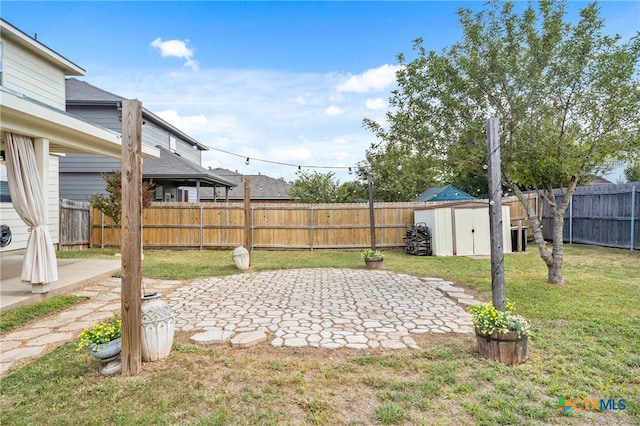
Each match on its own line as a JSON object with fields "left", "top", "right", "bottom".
{"left": 0, "top": 164, "right": 10, "bottom": 203}
{"left": 169, "top": 135, "right": 176, "bottom": 153}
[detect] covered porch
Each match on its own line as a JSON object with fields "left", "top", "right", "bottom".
{"left": 0, "top": 251, "right": 120, "bottom": 312}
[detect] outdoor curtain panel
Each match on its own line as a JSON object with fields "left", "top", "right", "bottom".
{"left": 4, "top": 132, "right": 58, "bottom": 284}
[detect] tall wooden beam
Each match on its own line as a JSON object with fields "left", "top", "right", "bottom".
{"left": 487, "top": 118, "right": 506, "bottom": 311}
{"left": 120, "top": 99, "right": 143, "bottom": 376}
{"left": 243, "top": 176, "right": 252, "bottom": 260}
{"left": 368, "top": 175, "right": 376, "bottom": 250}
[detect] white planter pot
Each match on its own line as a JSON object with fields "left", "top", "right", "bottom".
{"left": 89, "top": 337, "right": 122, "bottom": 360}
{"left": 233, "top": 246, "right": 250, "bottom": 270}
{"left": 141, "top": 292, "right": 175, "bottom": 362}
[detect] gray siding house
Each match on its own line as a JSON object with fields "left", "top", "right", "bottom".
{"left": 60, "top": 78, "right": 234, "bottom": 202}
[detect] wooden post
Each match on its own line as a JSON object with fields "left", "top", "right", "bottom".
{"left": 368, "top": 175, "right": 376, "bottom": 250}
{"left": 243, "top": 176, "right": 252, "bottom": 260}
{"left": 120, "top": 99, "right": 143, "bottom": 376}
{"left": 486, "top": 118, "right": 506, "bottom": 312}
{"left": 517, "top": 219, "right": 523, "bottom": 252}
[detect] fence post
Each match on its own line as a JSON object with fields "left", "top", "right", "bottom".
{"left": 368, "top": 176, "right": 376, "bottom": 250}
{"left": 101, "top": 211, "right": 104, "bottom": 249}
{"left": 310, "top": 205, "right": 314, "bottom": 251}
{"left": 199, "top": 205, "right": 203, "bottom": 251}
{"left": 632, "top": 186, "right": 636, "bottom": 251}
{"left": 569, "top": 195, "right": 573, "bottom": 244}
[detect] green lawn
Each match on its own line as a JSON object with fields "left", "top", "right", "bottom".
{"left": 2, "top": 244, "right": 639, "bottom": 425}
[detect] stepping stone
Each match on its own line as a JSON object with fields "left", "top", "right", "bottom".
{"left": 457, "top": 298, "right": 478, "bottom": 306}
{"left": 283, "top": 337, "right": 307, "bottom": 348}
{"left": 190, "top": 329, "right": 235, "bottom": 344}
{"left": 230, "top": 331, "right": 267, "bottom": 348}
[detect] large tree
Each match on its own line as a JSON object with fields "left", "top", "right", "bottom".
{"left": 364, "top": 0, "right": 640, "bottom": 284}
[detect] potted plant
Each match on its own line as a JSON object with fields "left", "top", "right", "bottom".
{"left": 76, "top": 317, "right": 122, "bottom": 361}
{"left": 362, "top": 249, "right": 384, "bottom": 269}
{"left": 469, "top": 301, "right": 530, "bottom": 365}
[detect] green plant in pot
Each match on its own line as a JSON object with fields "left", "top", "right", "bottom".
{"left": 468, "top": 301, "right": 530, "bottom": 365}
{"left": 362, "top": 249, "right": 384, "bottom": 269}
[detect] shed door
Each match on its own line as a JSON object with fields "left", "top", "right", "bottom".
{"left": 454, "top": 208, "right": 490, "bottom": 255}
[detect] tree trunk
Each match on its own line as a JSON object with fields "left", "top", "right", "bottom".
{"left": 504, "top": 179, "right": 553, "bottom": 267}
{"left": 548, "top": 207, "right": 566, "bottom": 284}
{"left": 504, "top": 173, "right": 578, "bottom": 285}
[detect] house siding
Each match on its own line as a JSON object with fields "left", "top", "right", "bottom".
{"left": 1, "top": 37, "right": 66, "bottom": 109}
{"left": 61, "top": 103, "right": 203, "bottom": 201}
{"left": 59, "top": 171, "right": 110, "bottom": 202}
{"left": 66, "top": 104, "right": 121, "bottom": 130}
{"left": 143, "top": 119, "right": 201, "bottom": 164}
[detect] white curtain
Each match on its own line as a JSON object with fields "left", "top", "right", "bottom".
{"left": 4, "top": 132, "right": 58, "bottom": 284}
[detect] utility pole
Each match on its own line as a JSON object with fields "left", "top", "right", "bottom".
{"left": 120, "top": 99, "right": 143, "bottom": 375}
{"left": 487, "top": 117, "right": 506, "bottom": 312}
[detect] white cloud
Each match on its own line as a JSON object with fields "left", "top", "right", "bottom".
{"left": 90, "top": 67, "right": 377, "bottom": 182}
{"left": 336, "top": 64, "right": 400, "bottom": 93}
{"left": 150, "top": 38, "right": 199, "bottom": 71}
{"left": 365, "top": 98, "right": 387, "bottom": 110}
{"left": 155, "top": 109, "right": 238, "bottom": 135}
{"left": 325, "top": 105, "right": 344, "bottom": 116}
{"left": 268, "top": 148, "right": 312, "bottom": 162}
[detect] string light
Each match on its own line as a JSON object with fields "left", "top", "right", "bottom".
{"left": 205, "top": 145, "right": 355, "bottom": 172}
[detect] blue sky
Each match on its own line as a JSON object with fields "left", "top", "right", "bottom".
{"left": 3, "top": 1, "right": 639, "bottom": 182}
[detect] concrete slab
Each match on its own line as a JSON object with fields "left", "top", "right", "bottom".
{"left": 0, "top": 253, "right": 120, "bottom": 312}
{"left": 230, "top": 331, "right": 267, "bottom": 348}
{"left": 190, "top": 329, "right": 235, "bottom": 344}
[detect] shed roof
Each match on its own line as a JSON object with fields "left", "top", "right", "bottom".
{"left": 414, "top": 185, "right": 476, "bottom": 202}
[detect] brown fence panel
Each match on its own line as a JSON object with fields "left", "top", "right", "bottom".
{"left": 59, "top": 198, "right": 91, "bottom": 250}
{"left": 91, "top": 201, "right": 424, "bottom": 250}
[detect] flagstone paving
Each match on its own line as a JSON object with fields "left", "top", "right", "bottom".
{"left": 0, "top": 269, "right": 478, "bottom": 376}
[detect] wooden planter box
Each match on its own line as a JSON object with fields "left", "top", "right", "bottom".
{"left": 475, "top": 328, "right": 528, "bottom": 365}
{"left": 364, "top": 258, "right": 383, "bottom": 270}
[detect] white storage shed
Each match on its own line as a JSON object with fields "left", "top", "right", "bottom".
{"left": 414, "top": 201, "right": 512, "bottom": 256}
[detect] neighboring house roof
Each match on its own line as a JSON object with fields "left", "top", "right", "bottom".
{"left": 65, "top": 78, "right": 208, "bottom": 151}
{"left": 587, "top": 176, "right": 614, "bottom": 185}
{"left": 414, "top": 185, "right": 476, "bottom": 202}
{"left": 199, "top": 168, "right": 292, "bottom": 201}
{"left": 144, "top": 147, "right": 236, "bottom": 188}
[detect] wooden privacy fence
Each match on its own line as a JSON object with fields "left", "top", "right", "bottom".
{"left": 91, "top": 202, "right": 426, "bottom": 251}
{"left": 59, "top": 198, "right": 91, "bottom": 250}
{"left": 541, "top": 183, "right": 639, "bottom": 250}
